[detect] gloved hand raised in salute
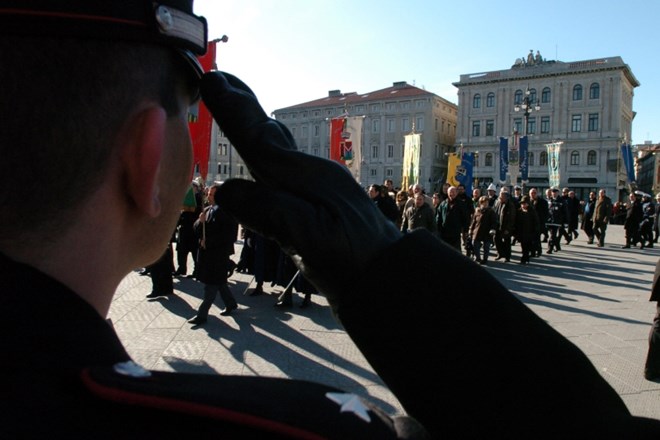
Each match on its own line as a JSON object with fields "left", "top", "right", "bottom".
{"left": 200, "top": 71, "right": 402, "bottom": 307}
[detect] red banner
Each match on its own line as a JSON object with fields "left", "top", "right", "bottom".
{"left": 188, "top": 41, "right": 217, "bottom": 180}
{"left": 329, "top": 118, "right": 345, "bottom": 163}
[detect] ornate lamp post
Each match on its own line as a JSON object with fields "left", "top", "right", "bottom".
{"left": 508, "top": 88, "right": 541, "bottom": 188}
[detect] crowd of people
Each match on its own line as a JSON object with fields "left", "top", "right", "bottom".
{"left": 369, "top": 180, "right": 660, "bottom": 265}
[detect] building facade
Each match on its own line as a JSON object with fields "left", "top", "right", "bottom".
{"left": 271, "top": 82, "right": 457, "bottom": 191}
{"left": 453, "top": 51, "right": 639, "bottom": 201}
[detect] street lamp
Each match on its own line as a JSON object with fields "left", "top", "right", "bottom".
{"left": 514, "top": 88, "right": 541, "bottom": 135}
{"left": 509, "top": 88, "right": 541, "bottom": 190}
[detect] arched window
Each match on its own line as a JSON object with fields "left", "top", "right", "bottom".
{"left": 528, "top": 152, "right": 535, "bottom": 167}
{"left": 587, "top": 150, "right": 597, "bottom": 165}
{"left": 541, "top": 87, "right": 551, "bottom": 103}
{"left": 570, "top": 150, "right": 580, "bottom": 166}
{"left": 486, "top": 92, "right": 495, "bottom": 108}
{"left": 572, "top": 84, "right": 583, "bottom": 101}
{"left": 485, "top": 153, "right": 493, "bottom": 167}
{"left": 589, "top": 83, "right": 600, "bottom": 99}
{"left": 473, "top": 94, "right": 481, "bottom": 108}
{"left": 514, "top": 89, "right": 523, "bottom": 105}
{"left": 540, "top": 151, "right": 548, "bottom": 166}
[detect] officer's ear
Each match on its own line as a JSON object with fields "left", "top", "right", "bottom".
{"left": 117, "top": 105, "right": 167, "bottom": 218}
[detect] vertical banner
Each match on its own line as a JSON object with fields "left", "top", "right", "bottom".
{"left": 329, "top": 118, "right": 345, "bottom": 163}
{"left": 402, "top": 133, "right": 421, "bottom": 189}
{"left": 499, "top": 137, "right": 508, "bottom": 184}
{"left": 456, "top": 152, "right": 474, "bottom": 194}
{"left": 344, "top": 116, "right": 363, "bottom": 183}
{"left": 546, "top": 142, "right": 562, "bottom": 188}
{"left": 188, "top": 40, "right": 217, "bottom": 180}
{"left": 519, "top": 135, "right": 529, "bottom": 182}
{"left": 447, "top": 153, "right": 461, "bottom": 187}
{"left": 620, "top": 143, "right": 636, "bottom": 183}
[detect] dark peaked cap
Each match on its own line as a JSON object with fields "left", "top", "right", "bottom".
{"left": 0, "top": 0, "right": 207, "bottom": 77}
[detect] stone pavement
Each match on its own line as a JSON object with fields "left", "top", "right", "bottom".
{"left": 109, "top": 224, "right": 660, "bottom": 420}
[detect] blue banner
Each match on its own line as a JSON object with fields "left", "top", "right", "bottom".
{"left": 621, "top": 143, "right": 636, "bottom": 183}
{"left": 455, "top": 152, "right": 474, "bottom": 195}
{"left": 499, "top": 137, "right": 508, "bottom": 183}
{"left": 519, "top": 136, "right": 529, "bottom": 182}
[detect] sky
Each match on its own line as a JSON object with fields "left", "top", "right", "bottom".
{"left": 195, "top": 0, "right": 659, "bottom": 144}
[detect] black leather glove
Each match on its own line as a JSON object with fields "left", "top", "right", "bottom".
{"left": 200, "top": 72, "right": 402, "bottom": 303}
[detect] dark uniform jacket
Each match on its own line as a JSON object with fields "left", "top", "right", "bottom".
{"left": 194, "top": 204, "right": 238, "bottom": 285}
{"left": 0, "top": 252, "right": 423, "bottom": 439}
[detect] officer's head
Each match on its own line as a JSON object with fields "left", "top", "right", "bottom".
{"left": 0, "top": 1, "right": 207, "bottom": 244}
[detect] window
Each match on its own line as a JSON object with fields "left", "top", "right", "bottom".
{"left": 313, "top": 125, "right": 319, "bottom": 137}
{"left": 528, "top": 152, "right": 534, "bottom": 167}
{"left": 435, "top": 118, "right": 438, "bottom": 130}
{"left": 540, "top": 151, "right": 548, "bottom": 166}
{"left": 386, "top": 102, "right": 396, "bottom": 111}
{"left": 239, "top": 165, "right": 244, "bottom": 175}
{"left": 588, "top": 113, "right": 599, "bottom": 131}
{"left": 371, "top": 145, "right": 379, "bottom": 159}
{"left": 370, "top": 104, "right": 380, "bottom": 112}
{"left": 302, "top": 125, "right": 308, "bottom": 137}
{"left": 386, "top": 168, "right": 393, "bottom": 177}
{"left": 402, "top": 118, "right": 410, "bottom": 132}
{"left": 355, "top": 105, "right": 364, "bottom": 113}
{"left": 434, "top": 144, "right": 441, "bottom": 159}
{"left": 291, "top": 127, "right": 297, "bottom": 137}
{"left": 513, "top": 118, "right": 522, "bottom": 134}
{"left": 514, "top": 89, "right": 523, "bottom": 105}
{"left": 486, "top": 120, "right": 494, "bottom": 136}
{"left": 370, "top": 168, "right": 377, "bottom": 177}
{"left": 387, "top": 144, "right": 394, "bottom": 158}
{"left": 372, "top": 119, "right": 380, "bottom": 133}
{"left": 485, "top": 153, "right": 493, "bottom": 166}
{"left": 527, "top": 117, "right": 536, "bottom": 135}
{"left": 219, "top": 143, "right": 228, "bottom": 155}
{"left": 416, "top": 116, "right": 424, "bottom": 131}
{"left": 540, "top": 116, "right": 550, "bottom": 134}
{"left": 587, "top": 150, "right": 597, "bottom": 165}
{"left": 415, "top": 100, "right": 426, "bottom": 109}
{"left": 486, "top": 92, "right": 495, "bottom": 108}
{"left": 387, "top": 119, "right": 395, "bottom": 132}
{"left": 217, "top": 163, "right": 222, "bottom": 173}
{"left": 401, "top": 101, "right": 410, "bottom": 110}
{"left": 589, "top": 83, "right": 600, "bottom": 99}
{"left": 541, "top": 87, "right": 551, "bottom": 103}
{"left": 473, "top": 94, "right": 481, "bottom": 108}
{"left": 572, "top": 84, "right": 583, "bottom": 101}
{"left": 571, "top": 115, "right": 582, "bottom": 132}
{"left": 570, "top": 150, "right": 580, "bottom": 166}
{"left": 472, "top": 121, "right": 481, "bottom": 137}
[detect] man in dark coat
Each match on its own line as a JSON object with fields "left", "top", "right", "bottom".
{"left": 646, "top": 258, "right": 660, "bottom": 381}
{"left": 582, "top": 191, "right": 597, "bottom": 244}
{"left": 368, "top": 184, "right": 399, "bottom": 224}
{"left": 529, "top": 187, "right": 548, "bottom": 256}
{"left": 436, "top": 185, "right": 469, "bottom": 251}
{"left": 623, "top": 192, "right": 644, "bottom": 249}
{"left": 493, "top": 189, "right": 516, "bottom": 262}
{"left": 188, "top": 183, "right": 239, "bottom": 324}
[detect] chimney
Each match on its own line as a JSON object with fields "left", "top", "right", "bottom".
{"left": 328, "top": 90, "right": 342, "bottom": 97}
{"left": 392, "top": 81, "right": 407, "bottom": 88}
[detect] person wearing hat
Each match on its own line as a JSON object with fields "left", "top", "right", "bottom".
{"left": 486, "top": 183, "right": 498, "bottom": 207}
{"left": 514, "top": 195, "right": 540, "bottom": 264}
{"left": 640, "top": 193, "right": 655, "bottom": 248}
{"left": 4, "top": 2, "right": 660, "bottom": 438}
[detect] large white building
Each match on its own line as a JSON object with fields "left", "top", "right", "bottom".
{"left": 271, "top": 82, "right": 458, "bottom": 190}
{"left": 453, "top": 51, "right": 639, "bottom": 201}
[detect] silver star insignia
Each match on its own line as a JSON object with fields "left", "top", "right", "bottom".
{"left": 325, "top": 392, "right": 371, "bottom": 422}
{"left": 113, "top": 361, "right": 151, "bottom": 378}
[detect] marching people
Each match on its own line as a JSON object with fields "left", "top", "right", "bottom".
{"left": 593, "top": 189, "right": 613, "bottom": 248}
{"left": 623, "top": 192, "right": 644, "bottom": 249}
{"left": 515, "top": 196, "right": 540, "bottom": 265}
{"left": 436, "top": 185, "right": 469, "bottom": 251}
{"left": 546, "top": 188, "right": 566, "bottom": 254}
{"left": 582, "top": 191, "right": 597, "bottom": 244}
{"left": 469, "top": 195, "right": 497, "bottom": 265}
{"left": 529, "top": 187, "right": 548, "bottom": 257}
{"left": 188, "top": 183, "right": 239, "bottom": 325}
{"left": 493, "top": 188, "right": 516, "bottom": 262}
